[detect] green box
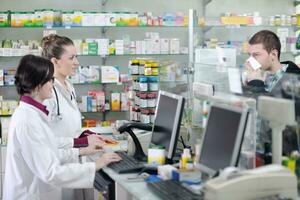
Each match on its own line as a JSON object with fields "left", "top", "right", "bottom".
{"left": 88, "top": 42, "right": 98, "bottom": 55}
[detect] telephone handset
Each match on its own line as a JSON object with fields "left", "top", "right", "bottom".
{"left": 117, "top": 122, "right": 152, "bottom": 161}
{"left": 204, "top": 164, "right": 298, "bottom": 200}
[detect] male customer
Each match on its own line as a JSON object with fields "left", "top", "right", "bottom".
{"left": 245, "top": 30, "right": 300, "bottom": 93}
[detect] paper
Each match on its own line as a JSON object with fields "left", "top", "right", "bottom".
{"left": 247, "top": 56, "right": 261, "bottom": 70}
{"left": 227, "top": 67, "right": 243, "bottom": 94}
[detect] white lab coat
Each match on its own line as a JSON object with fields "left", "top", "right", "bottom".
{"left": 3, "top": 102, "right": 95, "bottom": 200}
{"left": 43, "top": 79, "right": 94, "bottom": 200}
{"left": 44, "top": 78, "right": 82, "bottom": 148}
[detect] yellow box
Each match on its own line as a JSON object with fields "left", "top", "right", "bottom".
{"left": 220, "top": 16, "right": 250, "bottom": 25}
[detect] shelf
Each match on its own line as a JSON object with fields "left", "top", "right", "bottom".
{"left": 0, "top": 82, "right": 125, "bottom": 87}
{"left": 0, "top": 53, "right": 188, "bottom": 58}
{"left": 0, "top": 25, "right": 187, "bottom": 29}
{"left": 196, "top": 25, "right": 299, "bottom": 29}
{"left": 81, "top": 110, "right": 127, "bottom": 114}
{"left": 160, "top": 80, "right": 187, "bottom": 83}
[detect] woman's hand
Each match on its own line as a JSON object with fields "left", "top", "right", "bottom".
{"left": 79, "top": 144, "right": 103, "bottom": 156}
{"left": 88, "top": 134, "right": 117, "bottom": 145}
{"left": 95, "top": 152, "right": 122, "bottom": 170}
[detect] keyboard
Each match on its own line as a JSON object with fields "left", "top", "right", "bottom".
{"left": 107, "top": 152, "right": 144, "bottom": 174}
{"left": 147, "top": 180, "right": 203, "bottom": 200}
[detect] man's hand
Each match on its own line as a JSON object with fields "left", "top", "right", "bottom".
{"left": 245, "top": 61, "right": 265, "bottom": 82}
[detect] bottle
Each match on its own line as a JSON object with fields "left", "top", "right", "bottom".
{"left": 180, "top": 148, "right": 191, "bottom": 169}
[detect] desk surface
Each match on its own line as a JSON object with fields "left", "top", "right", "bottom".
{"left": 103, "top": 167, "right": 161, "bottom": 200}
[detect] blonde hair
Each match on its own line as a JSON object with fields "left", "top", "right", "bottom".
{"left": 41, "top": 34, "right": 74, "bottom": 60}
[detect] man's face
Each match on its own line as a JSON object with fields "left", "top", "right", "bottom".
{"left": 248, "top": 43, "right": 273, "bottom": 71}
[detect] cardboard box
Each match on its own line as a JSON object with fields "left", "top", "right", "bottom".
{"left": 111, "top": 93, "right": 120, "bottom": 111}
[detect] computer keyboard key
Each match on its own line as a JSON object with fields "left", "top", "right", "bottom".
{"left": 147, "top": 180, "right": 203, "bottom": 200}
{"left": 108, "top": 152, "right": 144, "bottom": 174}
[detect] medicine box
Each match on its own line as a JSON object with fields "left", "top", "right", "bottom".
{"left": 111, "top": 93, "right": 120, "bottom": 111}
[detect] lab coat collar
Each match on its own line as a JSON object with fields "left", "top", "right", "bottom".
{"left": 53, "top": 78, "right": 77, "bottom": 108}
{"left": 20, "top": 95, "right": 49, "bottom": 116}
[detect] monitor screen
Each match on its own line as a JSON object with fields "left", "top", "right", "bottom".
{"left": 151, "top": 91, "right": 185, "bottom": 160}
{"left": 198, "top": 105, "right": 248, "bottom": 176}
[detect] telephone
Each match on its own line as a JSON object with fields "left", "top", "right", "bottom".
{"left": 204, "top": 164, "right": 298, "bottom": 200}
{"left": 117, "top": 122, "right": 152, "bottom": 160}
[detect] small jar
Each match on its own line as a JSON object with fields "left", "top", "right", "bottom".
{"left": 140, "top": 109, "right": 150, "bottom": 124}
{"left": 132, "top": 76, "right": 138, "bottom": 90}
{"left": 274, "top": 15, "right": 281, "bottom": 26}
{"left": 150, "top": 109, "right": 156, "bottom": 123}
{"left": 139, "top": 60, "right": 145, "bottom": 75}
{"left": 292, "top": 14, "right": 297, "bottom": 25}
{"left": 139, "top": 77, "right": 148, "bottom": 92}
{"left": 139, "top": 92, "right": 148, "bottom": 108}
{"left": 130, "top": 107, "right": 136, "bottom": 121}
{"left": 151, "top": 63, "right": 159, "bottom": 75}
{"left": 280, "top": 15, "right": 286, "bottom": 26}
{"left": 147, "top": 92, "right": 157, "bottom": 108}
{"left": 130, "top": 60, "right": 139, "bottom": 75}
{"left": 269, "top": 16, "right": 275, "bottom": 26}
{"left": 297, "top": 14, "right": 300, "bottom": 27}
{"left": 136, "top": 108, "right": 141, "bottom": 122}
{"left": 134, "top": 92, "right": 140, "bottom": 106}
{"left": 144, "top": 64, "right": 152, "bottom": 76}
{"left": 149, "top": 77, "right": 159, "bottom": 91}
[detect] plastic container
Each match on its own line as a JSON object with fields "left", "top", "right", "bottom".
{"left": 24, "top": 12, "right": 35, "bottom": 27}
{"left": 140, "top": 109, "right": 150, "bottom": 123}
{"left": 139, "top": 77, "right": 148, "bottom": 92}
{"left": 34, "top": 10, "right": 44, "bottom": 27}
{"left": 144, "top": 63, "right": 152, "bottom": 75}
{"left": 62, "top": 11, "right": 73, "bottom": 27}
{"left": 151, "top": 63, "right": 159, "bottom": 75}
{"left": 53, "top": 10, "right": 62, "bottom": 27}
{"left": 0, "top": 12, "right": 9, "bottom": 27}
{"left": 73, "top": 11, "right": 82, "bottom": 26}
{"left": 43, "top": 9, "right": 54, "bottom": 27}
{"left": 147, "top": 92, "right": 157, "bottom": 108}
{"left": 130, "top": 60, "right": 139, "bottom": 75}
{"left": 139, "top": 60, "right": 145, "bottom": 75}
{"left": 149, "top": 77, "right": 159, "bottom": 91}
{"left": 11, "top": 12, "right": 26, "bottom": 27}
{"left": 139, "top": 92, "right": 148, "bottom": 108}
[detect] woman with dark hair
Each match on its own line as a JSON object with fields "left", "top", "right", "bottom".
{"left": 3, "top": 55, "right": 121, "bottom": 200}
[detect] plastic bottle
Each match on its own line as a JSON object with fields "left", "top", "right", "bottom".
{"left": 180, "top": 148, "right": 191, "bottom": 169}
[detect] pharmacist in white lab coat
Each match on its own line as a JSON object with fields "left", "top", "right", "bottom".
{"left": 41, "top": 34, "right": 115, "bottom": 199}
{"left": 41, "top": 34, "right": 113, "bottom": 150}
{"left": 3, "top": 55, "right": 121, "bottom": 200}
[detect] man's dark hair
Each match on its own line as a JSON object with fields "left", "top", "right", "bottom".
{"left": 15, "top": 54, "right": 54, "bottom": 95}
{"left": 249, "top": 30, "right": 281, "bottom": 59}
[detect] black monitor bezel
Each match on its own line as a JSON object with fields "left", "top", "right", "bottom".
{"left": 151, "top": 90, "right": 185, "bottom": 160}
{"left": 196, "top": 104, "right": 249, "bottom": 177}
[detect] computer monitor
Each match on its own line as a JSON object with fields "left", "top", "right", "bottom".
{"left": 151, "top": 90, "right": 185, "bottom": 162}
{"left": 197, "top": 104, "right": 249, "bottom": 177}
